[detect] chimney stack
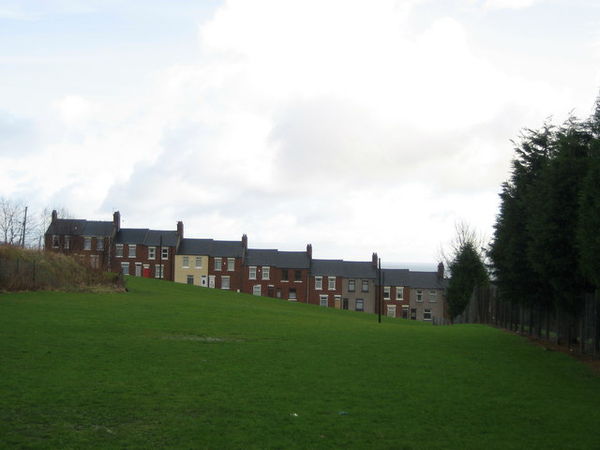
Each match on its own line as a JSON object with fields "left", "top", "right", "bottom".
{"left": 241, "top": 234, "right": 248, "bottom": 250}
{"left": 51, "top": 210, "right": 57, "bottom": 222}
{"left": 177, "top": 221, "right": 184, "bottom": 239}
{"left": 113, "top": 211, "right": 121, "bottom": 232}
{"left": 437, "top": 262, "right": 445, "bottom": 280}
{"left": 306, "top": 243, "right": 312, "bottom": 260}
{"left": 372, "top": 252, "right": 378, "bottom": 268}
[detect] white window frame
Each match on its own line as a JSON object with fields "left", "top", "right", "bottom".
{"left": 227, "top": 258, "right": 235, "bottom": 272}
{"left": 155, "top": 264, "right": 164, "bottom": 279}
{"left": 214, "top": 257, "right": 222, "bottom": 271}
{"left": 429, "top": 290, "right": 437, "bottom": 302}
{"left": 249, "top": 266, "right": 257, "bottom": 280}
{"left": 253, "top": 284, "right": 261, "bottom": 296}
{"left": 161, "top": 247, "right": 169, "bottom": 260}
{"left": 328, "top": 277, "right": 336, "bottom": 290}
{"left": 319, "top": 294, "right": 328, "bottom": 307}
{"left": 115, "top": 244, "right": 123, "bottom": 258}
{"left": 387, "top": 304, "right": 397, "bottom": 317}
{"left": 383, "top": 286, "right": 391, "bottom": 300}
{"left": 396, "top": 286, "right": 404, "bottom": 301}
{"left": 262, "top": 266, "right": 270, "bottom": 280}
{"left": 221, "top": 276, "right": 230, "bottom": 290}
{"left": 128, "top": 244, "right": 136, "bottom": 258}
{"left": 417, "top": 290, "right": 423, "bottom": 302}
{"left": 182, "top": 256, "right": 189, "bottom": 268}
{"left": 288, "top": 288, "right": 297, "bottom": 301}
{"left": 148, "top": 247, "right": 156, "bottom": 260}
{"left": 348, "top": 279, "right": 356, "bottom": 292}
{"left": 355, "top": 299, "right": 364, "bottom": 312}
{"left": 84, "top": 236, "right": 92, "bottom": 251}
{"left": 121, "top": 262, "right": 129, "bottom": 275}
{"left": 315, "top": 276, "right": 323, "bottom": 290}
{"left": 195, "top": 256, "right": 202, "bottom": 269}
{"left": 361, "top": 280, "right": 369, "bottom": 292}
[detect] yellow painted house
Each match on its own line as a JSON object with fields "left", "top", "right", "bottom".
{"left": 174, "top": 239, "right": 211, "bottom": 287}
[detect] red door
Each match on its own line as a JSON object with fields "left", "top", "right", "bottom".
{"left": 143, "top": 266, "right": 151, "bottom": 278}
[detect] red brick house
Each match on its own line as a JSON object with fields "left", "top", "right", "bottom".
{"left": 242, "top": 245, "right": 311, "bottom": 301}
{"left": 44, "top": 210, "right": 119, "bottom": 270}
{"left": 381, "top": 268, "right": 412, "bottom": 318}
{"left": 308, "top": 259, "right": 345, "bottom": 308}
{"left": 205, "top": 234, "right": 248, "bottom": 291}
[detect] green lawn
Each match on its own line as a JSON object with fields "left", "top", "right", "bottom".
{"left": 1, "top": 277, "right": 599, "bottom": 449}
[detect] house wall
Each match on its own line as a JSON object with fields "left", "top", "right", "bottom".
{"left": 207, "top": 256, "right": 244, "bottom": 291}
{"left": 409, "top": 287, "right": 445, "bottom": 321}
{"left": 174, "top": 255, "right": 209, "bottom": 286}
{"left": 341, "top": 278, "right": 377, "bottom": 313}
{"left": 308, "top": 275, "right": 343, "bottom": 307}
{"left": 45, "top": 234, "right": 112, "bottom": 271}
{"left": 242, "top": 265, "right": 310, "bottom": 302}
{"left": 382, "top": 285, "right": 411, "bottom": 318}
{"left": 112, "top": 244, "right": 176, "bottom": 281}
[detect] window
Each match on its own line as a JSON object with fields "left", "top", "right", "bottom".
{"left": 187, "top": 275, "right": 194, "bottom": 285}
{"left": 214, "top": 257, "right": 222, "bottom": 271}
{"left": 342, "top": 298, "right": 349, "bottom": 310}
{"left": 128, "top": 244, "right": 136, "bottom": 258}
{"left": 320, "top": 294, "right": 328, "bottom": 307}
{"left": 195, "top": 256, "right": 202, "bottom": 268}
{"left": 424, "top": 309, "right": 432, "bottom": 320}
{"left": 90, "top": 255, "right": 99, "bottom": 269}
{"left": 96, "top": 238, "right": 104, "bottom": 251}
{"left": 429, "top": 290, "right": 437, "bottom": 302}
{"left": 155, "top": 264, "right": 164, "bottom": 279}
{"left": 227, "top": 258, "right": 235, "bottom": 272}
{"left": 221, "top": 276, "right": 230, "bottom": 290}
{"left": 64, "top": 236, "right": 70, "bottom": 250}
{"left": 328, "top": 277, "right": 336, "bottom": 290}
{"left": 387, "top": 305, "right": 396, "bottom": 317}
{"left": 262, "top": 266, "right": 270, "bottom": 280}
{"left": 116, "top": 244, "right": 123, "bottom": 257}
{"left": 84, "top": 237, "right": 92, "bottom": 250}
{"left": 148, "top": 247, "right": 156, "bottom": 260}
{"left": 410, "top": 308, "right": 417, "bottom": 320}
{"left": 383, "top": 286, "right": 391, "bottom": 300}
{"left": 52, "top": 235, "right": 59, "bottom": 248}
{"left": 121, "top": 262, "right": 129, "bottom": 275}
{"left": 295, "top": 270, "right": 302, "bottom": 282}
{"left": 355, "top": 299, "right": 364, "bottom": 312}
{"left": 281, "top": 269, "right": 288, "bottom": 281}
{"left": 348, "top": 279, "right": 356, "bottom": 292}
{"left": 361, "top": 280, "right": 369, "bottom": 292}
{"left": 417, "top": 290, "right": 423, "bottom": 302}
{"left": 253, "top": 284, "right": 261, "bottom": 296}
{"left": 289, "top": 288, "right": 297, "bottom": 300}
{"left": 396, "top": 286, "right": 404, "bottom": 301}
{"left": 315, "top": 276, "right": 323, "bottom": 290}
{"left": 182, "top": 256, "right": 189, "bottom": 268}
{"left": 402, "top": 305, "right": 409, "bottom": 319}
{"left": 161, "top": 247, "right": 169, "bottom": 260}
{"left": 249, "top": 266, "right": 257, "bottom": 280}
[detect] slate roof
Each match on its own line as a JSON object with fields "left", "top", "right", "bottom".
{"left": 46, "top": 219, "right": 114, "bottom": 237}
{"left": 381, "top": 268, "right": 410, "bottom": 286}
{"left": 409, "top": 271, "right": 448, "bottom": 290}
{"left": 340, "top": 261, "right": 377, "bottom": 279}
{"left": 246, "top": 248, "right": 310, "bottom": 268}
{"left": 311, "top": 259, "right": 345, "bottom": 276}
{"left": 115, "top": 228, "right": 179, "bottom": 247}
{"left": 177, "top": 238, "right": 244, "bottom": 257}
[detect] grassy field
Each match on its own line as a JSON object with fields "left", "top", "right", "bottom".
{"left": 1, "top": 277, "right": 599, "bottom": 449}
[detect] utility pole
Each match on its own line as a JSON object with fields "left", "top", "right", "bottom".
{"left": 378, "top": 257, "right": 382, "bottom": 323}
{"left": 21, "top": 206, "right": 28, "bottom": 248}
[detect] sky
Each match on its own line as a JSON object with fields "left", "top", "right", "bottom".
{"left": 1, "top": 0, "right": 599, "bottom": 267}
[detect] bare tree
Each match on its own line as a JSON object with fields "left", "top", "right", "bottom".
{"left": 0, "top": 198, "right": 26, "bottom": 245}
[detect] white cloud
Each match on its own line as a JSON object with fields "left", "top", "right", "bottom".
{"left": 482, "top": 0, "right": 543, "bottom": 9}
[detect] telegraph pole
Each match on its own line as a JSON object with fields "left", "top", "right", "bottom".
{"left": 378, "top": 257, "right": 382, "bottom": 323}
{"left": 21, "top": 206, "right": 28, "bottom": 248}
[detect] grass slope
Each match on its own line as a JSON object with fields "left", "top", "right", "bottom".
{"left": 1, "top": 277, "right": 599, "bottom": 449}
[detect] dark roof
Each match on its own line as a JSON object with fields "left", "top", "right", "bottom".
{"left": 46, "top": 219, "right": 114, "bottom": 237}
{"left": 409, "top": 271, "right": 448, "bottom": 289}
{"left": 341, "top": 261, "right": 377, "bottom": 279}
{"left": 115, "top": 228, "right": 179, "bottom": 247}
{"left": 382, "top": 268, "right": 410, "bottom": 286}
{"left": 177, "top": 238, "right": 244, "bottom": 257}
{"left": 311, "top": 259, "right": 345, "bottom": 276}
{"left": 246, "top": 248, "right": 310, "bottom": 268}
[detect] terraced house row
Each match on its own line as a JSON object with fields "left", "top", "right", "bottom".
{"left": 45, "top": 210, "right": 448, "bottom": 322}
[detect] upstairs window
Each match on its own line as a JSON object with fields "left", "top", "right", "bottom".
{"left": 227, "top": 258, "right": 235, "bottom": 272}
{"left": 262, "top": 266, "right": 270, "bottom": 280}
{"left": 417, "top": 290, "right": 423, "bottom": 302}
{"left": 96, "top": 238, "right": 104, "bottom": 251}
{"left": 214, "top": 257, "right": 222, "bottom": 271}
{"left": 361, "top": 280, "right": 369, "bottom": 292}
{"left": 249, "top": 266, "right": 257, "bottom": 280}
{"left": 396, "top": 286, "right": 404, "bottom": 301}
{"left": 281, "top": 269, "right": 288, "bottom": 281}
{"left": 195, "top": 256, "right": 202, "bottom": 268}
{"left": 182, "top": 256, "right": 189, "bottom": 268}
{"left": 383, "top": 286, "right": 391, "bottom": 300}
{"left": 161, "top": 247, "right": 169, "bottom": 260}
{"left": 429, "top": 290, "right": 437, "bottom": 302}
{"left": 328, "top": 277, "right": 336, "bottom": 290}
{"left": 115, "top": 244, "right": 123, "bottom": 257}
{"left": 128, "top": 244, "right": 136, "bottom": 258}
{"left": 315, "top": 276, "right": 323, "bottom": 290}
{"left": 348, "top": 279, "right": 356, "bottom": 292}
{"left": 84, "top": 237, "right": 92, "bottom": 251}
{"left": 148, "top": 247, "right": 156, "bottom": 260}
{"left": 295, "top": 270, "right": 302, "bottom": 282}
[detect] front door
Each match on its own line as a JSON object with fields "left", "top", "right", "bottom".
{"left": 208, "top": 275, "right": 215, "bottom": 288}
{"left": 200, "top": 275, "right": 207, "bottom": 287}
{"left": 386, "top": 305, "right": 396, "bottom": 318}
{"left": 143, "top": 264, "right": 150, "bottom": 277}
{"left": 135, "top": 263, "right": 142, "bottom": 277}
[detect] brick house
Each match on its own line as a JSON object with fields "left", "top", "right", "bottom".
{"left": 243, "top": 245, "right": 311, "bottom": 301}
{"left": 111, "top": 221, "right": 183, "bottom": 281}
{"left": 381, "top": 268, "right": 411, "bottom": 318}
{"left": 308, "top": 259, "right": 345, "bottom": 308}
{"left": 204, "top": 235, "right": 247, "bottom": 291}
{"left": 44, "top": 210, "right": 119, "bottom": 271}
{"left": 408, "top": 263, "right": 448, "bottom": 322}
